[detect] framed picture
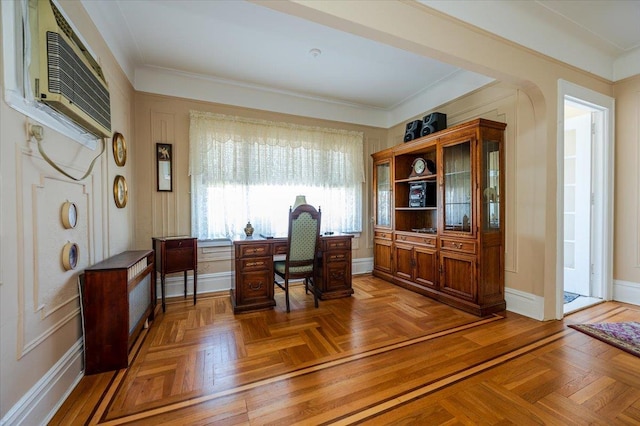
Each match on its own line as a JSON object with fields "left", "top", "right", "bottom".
{"left": 156, "top": 143, "right": 172, "bottom": 192}
{"left": 112, "top": 132, "right": 127, "bottom": 167}
{"left": 113, "top": 175, "right": 128, "bottom": 208}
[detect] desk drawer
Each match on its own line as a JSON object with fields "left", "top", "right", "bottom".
{"left": 164, "top": 248, "right": 195, "bottom": 272}
{"left": 164, "top": 239, "right": 194, "bottom": 250}
{"left": 239, "top": 270, "right": 272, "bottom": 301}
{"left": 273, "top": 241, "right": 288, "bottom": 255}
{"left": 239, "top": 256, "right": 271, "bottom": 271}
{"left": 237, "top": 243, "right": 272, "bottom": 258}
{"left": 323, "top": 238, "right": 351, "bottom": 251}
{"left": 326, "top": 250, "right": 350, "bottom": 264}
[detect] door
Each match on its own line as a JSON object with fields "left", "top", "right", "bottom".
{"left": 563, "top": 109, "right": 591, "bottom": 295}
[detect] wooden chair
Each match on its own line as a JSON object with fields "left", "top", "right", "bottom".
{"left": 274, "top": 204, "right": 321, "bottom": 312}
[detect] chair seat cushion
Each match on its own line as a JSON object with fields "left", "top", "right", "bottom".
{"left": 274, "top": 260, "right": 313, "bottom": 275}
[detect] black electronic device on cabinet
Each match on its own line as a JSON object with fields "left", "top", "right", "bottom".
{"left": 421, "top": 112, "right": 447, "bottom": 136}
{"left": 409, "top": 181, "right": 436, "bottom": 208}
{"left": 404, "top": 120, "right": 422, "bottom": 142}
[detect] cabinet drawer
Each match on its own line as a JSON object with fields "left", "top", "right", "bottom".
{"left": 164, "top": 248, "right": 195, "bottom": 272}
{"left": 395, "top": 233, "right": 436, "bottom": 247}
{"left": 164, "top": 239, "right": 194, "bottom": 250}
{"left": 237, "top": 243, "right": 272, "bottom": 258}
{"left": 374, "top": 230, "right": 392, "bottom": 240}
{"left": 440, "top": 238, "right": 476, "bottom": 254}
{"left": 239, "top": 256, "right": 271, "bottom": 271}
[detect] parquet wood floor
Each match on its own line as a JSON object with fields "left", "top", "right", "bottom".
{"left": 50, "top": 275, "right": 640, "bottom": 425}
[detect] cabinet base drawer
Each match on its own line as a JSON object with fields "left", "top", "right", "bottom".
{"left": 440, "top": 238, "right": 476, "bottom": 254}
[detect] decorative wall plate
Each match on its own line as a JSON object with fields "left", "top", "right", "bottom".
{"left": 112, "top": 132, "right": 127, "bottom": 167}
{"left": 113, "top": 175, "right": 128, "bottom": 208}
{"left": 61, "top": 201, "right": 78, "bottom": 229}
{"left": 62, "top": 242, "right": 79, "bottom": 271}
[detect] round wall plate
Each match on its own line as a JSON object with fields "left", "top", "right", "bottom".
{"left": 62, "top": 242, "right": 79, "bottom": 271}
{"left": 61, "top": 201, "right": 78, "bottom": 229}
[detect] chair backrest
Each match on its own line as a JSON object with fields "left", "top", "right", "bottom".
{"left": 286, "top": 204, "right": 321, "bottom": 267}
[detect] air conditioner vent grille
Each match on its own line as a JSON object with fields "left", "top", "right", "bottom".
{"left": 45, "top": 31, "right": 111, "bottom": 133}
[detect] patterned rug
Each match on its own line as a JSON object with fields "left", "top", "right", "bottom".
{"left": 569, "top": 321, "right": 640, "bottom": 357}
{"left": 564, "top": 291, "right": 580, "bottom": 304}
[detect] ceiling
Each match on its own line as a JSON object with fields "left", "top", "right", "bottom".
{"left": 80, "top": 0, "right": 640, "bottom": 128}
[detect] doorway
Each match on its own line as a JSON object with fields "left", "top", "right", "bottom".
{"left": 563, "top": 101, "right": 601, "bottom": 313}
{"left": 558, "top": 80, "right": 614, "bottom": 318}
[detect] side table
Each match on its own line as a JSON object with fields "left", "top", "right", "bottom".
{"left": 152, "top": 236, "right": 198, "bottom": 312}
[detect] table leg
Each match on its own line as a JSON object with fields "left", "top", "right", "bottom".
{"left": 193, "top": 269, "right": 197, "bottom": 305}
{"left": 184, "top": 271, "right": 187, "bottom": 299}
{"left": 161, "top": 273, "right": 166, "bottom": 312}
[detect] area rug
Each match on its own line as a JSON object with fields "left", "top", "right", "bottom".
{"left": 564, "top": 291, "right": 580, "bottom": 304}
{"left": 569, "top": 321, "right": 640, "bottom": 357}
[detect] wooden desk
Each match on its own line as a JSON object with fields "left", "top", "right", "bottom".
{"left": 152, "top": 236, "right": 198, "bottom": 312}
{"left": 231, "top": 234, "right": 353, "bottom": 313}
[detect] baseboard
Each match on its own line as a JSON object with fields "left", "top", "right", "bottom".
{"left": 352, "top": 257, "right": 373, "bottom": 275}
{"left": 504, "top": 287, "right": 544, "bottom": 320}
{"left": 613, "top": 279, "right": 640, "bottom": 306}
{"left": 157, "top": 271, "right": 232, "bottom": 299}
{"left": 1, "top": 339, "right": 84, "bottom": 426}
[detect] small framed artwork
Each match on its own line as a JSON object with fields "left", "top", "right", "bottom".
{"left": 112, "top": 132, "right": 127, "bottom": 167}
{"left": 113, "top": 175, "right": 128, "bottom": 208}
{"left": 156, "top": 143, "right": 172, "bottom": 192}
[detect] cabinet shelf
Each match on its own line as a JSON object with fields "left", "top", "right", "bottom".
{"left": 395, "top": 175, "right": 437, "bottom": 184}
{"left": 396, "top": 206, "right": 437, "bottom": 211}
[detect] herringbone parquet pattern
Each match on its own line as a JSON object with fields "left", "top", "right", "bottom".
{"left": 50, "top": 275, "right": 640, "bottom": 425}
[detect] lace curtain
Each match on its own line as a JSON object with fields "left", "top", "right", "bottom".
{"left": 189, "top": 111, "right": 364, "bottom": 239}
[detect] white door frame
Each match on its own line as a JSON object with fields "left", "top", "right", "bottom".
{"left": 556, "top": 80, "right": 615, "bottom": 319}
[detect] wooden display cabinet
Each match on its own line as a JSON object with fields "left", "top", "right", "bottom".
{"left": 371, "top": 118, "right": 506, "bottom": 316}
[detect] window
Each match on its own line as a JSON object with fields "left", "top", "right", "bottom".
{"left": 189, "top": 111, "right": 364, "bottom": 239}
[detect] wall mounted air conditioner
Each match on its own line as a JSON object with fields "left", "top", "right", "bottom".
{"left": 29, "top": 0, "right": 111, "bottom": 138}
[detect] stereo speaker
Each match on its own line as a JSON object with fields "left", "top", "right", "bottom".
{"left": 404, "top": 120, "right": 422, "bottom": 142}
{"left": 421, "top": 112, "right": 447, "bottom": 137}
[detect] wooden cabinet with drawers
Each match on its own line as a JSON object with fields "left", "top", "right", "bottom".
{"left": 231, "top": 240, "right": 276, "bottom": 313}
{"left": 371, "top": 118, "right": 506, "bottom": 316}
{"left": 315, "top": 235, "right": 353, "bottom": 299}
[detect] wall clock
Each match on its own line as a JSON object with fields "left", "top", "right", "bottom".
{"left": 113, "top": 175, "right": 128, "bottom": 208}
{"left": 61, "top": 201, "right": 78, "bottom": 229}
{"left": 112, "top": 132, "right": 127, "bottom": 167}
{"left": 62, "top": 242, "right": 79, "bottom": 271}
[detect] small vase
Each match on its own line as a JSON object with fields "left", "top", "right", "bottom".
{"left": 244, "top": 221, "right": 254, "bottom": 237}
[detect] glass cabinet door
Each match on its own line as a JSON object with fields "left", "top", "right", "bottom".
{"left": 482, "top": 139, "right": 501, "bottom": 231}
{"left": 442, "top": 140, "right": 472, "bottom": 232}
{"left": 375, "top": 160, "right": 392, "bottom": 228}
